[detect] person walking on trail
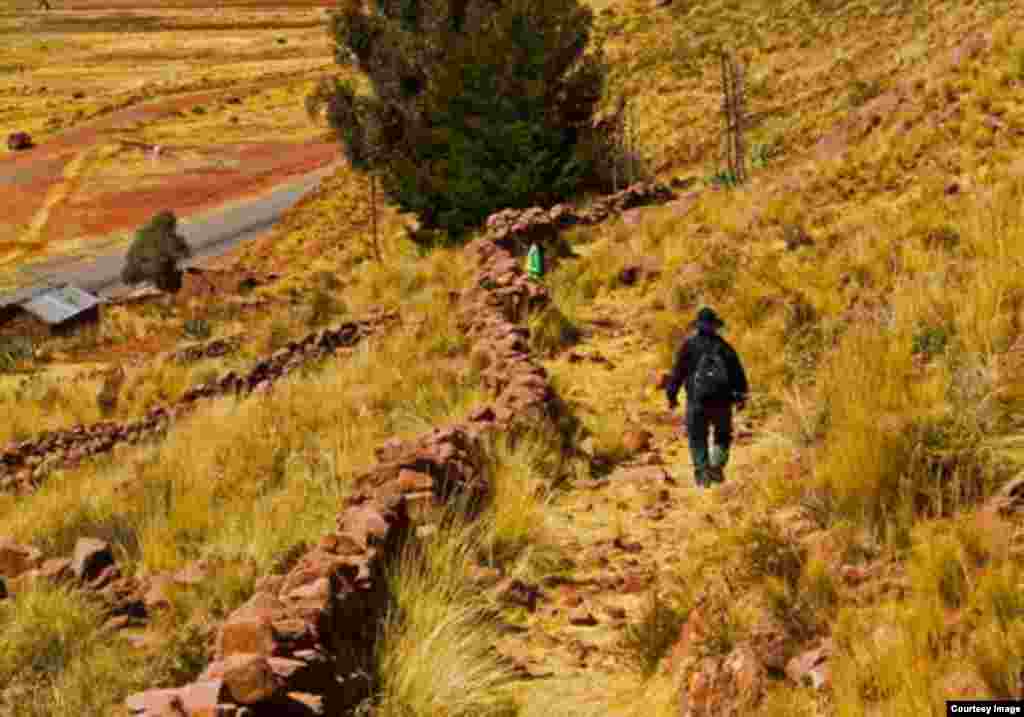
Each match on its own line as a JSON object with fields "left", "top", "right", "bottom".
{"left": 665, "top": 307, "right": 749, "bottom": 488}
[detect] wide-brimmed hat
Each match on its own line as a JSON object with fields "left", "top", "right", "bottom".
{"left": 691, "top": 307, "right": 724, "bottom": 330}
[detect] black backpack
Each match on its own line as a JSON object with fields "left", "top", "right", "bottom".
{"left": 691, "top": 340, "right": 731, "bottom": 403}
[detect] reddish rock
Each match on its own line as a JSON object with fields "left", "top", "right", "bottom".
{"left": 286, "top": 577, "right": 331, "bottom": 603}
{"left": 0, "top": 537, "right": 43, "bottom": 578}
{"left": 173, "top": 561, "right": 210, "bottom": 586}
{"left": 221, "top": 654, "right": 281, "bottom": 705}
{"left": 622, "top": 429, "right": 653, "bottom": 455}
{"left": 144, "top": 575, "right": 175, "bottom": 611}
{"left": 87, "top": 563, "right": 121, "bottom": 590}
{"left": 610, "top": 465, "right": 670, "bottom": 483}
{"left": 785, "top": 640, "right": 832, "bottom": 692}
{"left": 218, "top": 617, "right": 278, "bottom": 658}
{"left": 71, "top": 537, "right": 114, "bottom": 582}
{"left": 340, "top": 505, "right": 390, "bottom": 548}
{"left": 234, "top": 592, "right": 286, "bottom": 621}
{"left": 397, "top": 468, "right": 434, "bottom": 493}
{"left": 493, "top": 577, "right": 541, "bottom": 612}
{"left": 284, "top": 691, "right": 325, "bottom": 715}
{"left": 126, "top": 680, "right": 223, "bottom": 716}
{"left": 680, "top": 645, "right": 766, "bottom": 717}
{"left": 468, "top": 565, "right": 502, "bottom": 588}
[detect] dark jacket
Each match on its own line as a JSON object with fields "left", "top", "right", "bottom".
{"left": 666, "top": 329, "right": 748, "bottom": 407}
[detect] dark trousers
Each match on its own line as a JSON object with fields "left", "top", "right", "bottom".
{"left": 686, "top": 398, "right": 733, "bottom": 483}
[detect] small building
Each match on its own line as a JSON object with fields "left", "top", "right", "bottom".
{"left": 0, "top": 283, "right": 103, "bottom": 337}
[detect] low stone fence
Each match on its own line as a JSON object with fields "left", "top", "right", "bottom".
{"left": 104, "top": 215, "right": 558, "bottom": 716}
{"left": 485, "top": 181, "right": 678, "bottom": 254}
{"left": 0, "top": 313, "right": 396, "bottom": 494}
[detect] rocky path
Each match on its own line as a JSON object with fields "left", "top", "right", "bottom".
{"left": 493, "top": 280, "right": 758, "bottom": 713}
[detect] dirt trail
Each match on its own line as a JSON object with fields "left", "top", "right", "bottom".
{"left": 496, "top": 277, "right": 758, "bottom": 712}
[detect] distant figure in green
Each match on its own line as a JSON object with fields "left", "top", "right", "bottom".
{"left": 526, "top": 242, "right": 544, "bottom": 280}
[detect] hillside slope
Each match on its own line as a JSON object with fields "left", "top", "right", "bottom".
{"left": 3, "top": 0, "right": 1024, "bottom": 715}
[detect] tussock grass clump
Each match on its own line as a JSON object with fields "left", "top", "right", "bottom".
{"left": 375, "top": 518, "right": 519, "bottom": 717}
{"left": 622, "top": 589, "right": 690, "bottom": 677}
{"left": 0, "top": 582, "right": 145, "bottom": 717}
{"left": 528, "top": 304, "right": 582, "bottom": 357}
{"left": 480, "top": 432, "right": 557, "bottom": 568}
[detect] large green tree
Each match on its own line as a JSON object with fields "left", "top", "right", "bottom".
{"left": 308, "top": 0, "right": 610, "bottom": 242}
{"left": 121, "top": 210, "right": 191, "bottom": 293}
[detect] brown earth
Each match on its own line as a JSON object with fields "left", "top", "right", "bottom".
{"left": 45, "top": 141, "right": 338, "bottom": 243}
{"left": 1, "top": 81, "right": 338, "bottom": 265}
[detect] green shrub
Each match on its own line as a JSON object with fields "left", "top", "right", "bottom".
{"left": 122, "top": 211, "right": 191, "bottom": 293}
{"left": 310, "top": 0, "right": 611, "bottom": 242}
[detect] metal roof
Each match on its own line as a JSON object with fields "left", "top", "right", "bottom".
{"left": 0, "top": 284, "right": 54, "bottom": 309}
{"left": 20, "top": 284, "right": 102, "bottom": 325}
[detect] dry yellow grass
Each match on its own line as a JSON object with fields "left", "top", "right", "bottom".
{"left": 6, "top": 0, "right": 1024, "bottom": 714}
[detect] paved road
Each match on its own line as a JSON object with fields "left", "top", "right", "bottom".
{"left": 6, "top": 162, "right": 340, "bottom": 301}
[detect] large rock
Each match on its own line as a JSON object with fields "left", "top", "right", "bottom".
{"left": 0, "top": 537, "right": 42, "bottom": 578}
{"left": 217, "top": 616, "right": 278, "bottom": 658}
{"left": 221, "top": 653, "right": 281, "bottom": 705}
{"left": 622, "top": 429, "right": 653, "bottom": 455}
{"left": 125, "top": 680, "right": 223, "bottom": 716}
{"left": 679, "top": 645, "right": 766, "bottom": 717}
{"left": 6, "top": 132, "right": 32, "bottom": 151}
{"left": 71, "top": 537, "right": 114, "bottom": 582}
{"left": 785, "top": 640, "right": 832, "bottom": 691}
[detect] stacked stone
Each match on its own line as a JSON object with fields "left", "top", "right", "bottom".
{"left": 167, "top": 335, "right": 243, "bottom": 365}
{"left": 122, "top": 209, "right": 563, "bottom": 717}
{"left": 485, "top": 181, "right": 677, "bottom": 254}
{"left": 0, "top": 313, "right": 397, "bottom": 493}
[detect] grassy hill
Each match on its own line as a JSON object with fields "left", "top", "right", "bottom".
{"left": 3, "top": 0, "right": 1024, "bottom": 715}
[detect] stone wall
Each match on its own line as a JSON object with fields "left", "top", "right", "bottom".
{"left": 0, "top": 312, "right": 396, "bottom": 494}
{"left": 116, "top": 219, "right": 563, "bottom": 716}
{"left": 3, "top": 181, "right": 664, "bottom": 715}
{"left": 485, "top": 181, "right": 677, "bottom": 255}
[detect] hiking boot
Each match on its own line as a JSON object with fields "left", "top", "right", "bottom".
{"left": 706, "top": 466, "right": 725, "bottom": 484}
{"left": 710, "top": 444, "right": 729, "bottom": 470}
{"left": 694, "top": 468, "right": 707, "bottom": 488}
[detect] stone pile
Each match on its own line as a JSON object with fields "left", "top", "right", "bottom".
{"left": 122, "top": 206, "right": 563, "bottom": 716}
{"left": 0, "top": 313, "right": 395, "bottom": 494}
{"left": 485, "top": 181, "right": 677, "bottom": 254}
{"left": 167, "top": 334, "right": 243, "bottom": 364}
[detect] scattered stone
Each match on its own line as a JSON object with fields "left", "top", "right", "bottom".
{"left": 622, "top": 429, "right": 653, "bottom": 455}
{"left": 604, "top": 604, "right": 627, "bottom": 620}
{"left": 126, "top": 681, "right": 223, "bottom": 716}
{"left": 568, "top": 605, "right": 599, "bottom": 626}
{"left": 614, "top": 535, "right": 643, "bottom": 553}
{"left": 785, "top": 640, "right": 832, "bottom": 691}
{"left": 610, "top": 465, "right": 670, "bottom": 483}
{"left": 71, "top": 537, "right": 114, "bottom": 582}
{"left": 0, "top": 538, "right": 42, "bottom": 578}
{"left": 494, "top": 578, "right": 542, "bottom": 612}
{"left": 468, "top": 565, "right": 502, "bottom": 588}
